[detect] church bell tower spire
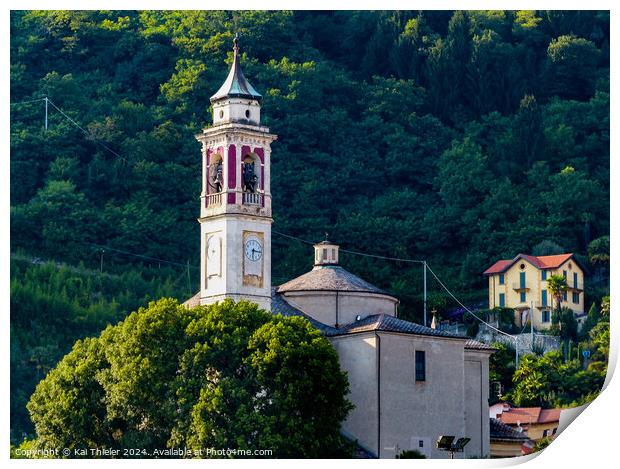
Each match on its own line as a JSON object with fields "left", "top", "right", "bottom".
{"left": 195, "top": 35, "right": 277, "bottom": 311}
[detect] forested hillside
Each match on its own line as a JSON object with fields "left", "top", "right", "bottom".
{"left": 10, "top": 11, "right": 610, "bottom": 438}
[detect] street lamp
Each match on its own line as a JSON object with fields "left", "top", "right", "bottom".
{"left": 436, "top": 435, "right": 471, "bottom": 459}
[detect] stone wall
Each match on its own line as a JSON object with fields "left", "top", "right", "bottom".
{"left": 474, "top": 324, "right": 561, "bottom": 356}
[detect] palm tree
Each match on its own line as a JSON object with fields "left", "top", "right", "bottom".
{"left": 546, "top": 274, "right": 569, "bottom": 360}
{"left": 546, "top": 274, "right": 568, "bottom": 315}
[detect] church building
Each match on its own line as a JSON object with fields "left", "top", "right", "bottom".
{"left": 185, "top": 37, "right": 493, "bottom": 459}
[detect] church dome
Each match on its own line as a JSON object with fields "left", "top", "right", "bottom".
{"left": 276, "top": 240, "right": 399, "bottom": 328}
{"left": 276, "top": 264, "right": 388, "bottom": 295}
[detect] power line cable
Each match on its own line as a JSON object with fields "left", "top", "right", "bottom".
{"left": 85, "top": 242, "right": 199, "bottom": 270}
{"left": 425, "top": 264, "right": 516, "bottom": 339}
{"left": 46, "top": 98, "right": 129, "bottom": 164}
{"left": 10, "top": 97, "right": 47, "bottom": 106}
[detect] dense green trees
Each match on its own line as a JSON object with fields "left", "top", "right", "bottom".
{"left": 496, "top": 297, "right": 610, "bottom": 408}
{"left": 26, "top": 299, "right": 353, "bottom": 458}
{"left": 10, "top": 257, "right": 185, "bottom": 440}
{"left": 10, "top": 10, "right": 610, "bottom": 309}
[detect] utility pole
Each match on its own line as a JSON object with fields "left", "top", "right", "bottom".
{"left": 44, "top": 97, "right": 48, "bottom": 130}
{"left": 515, "top": 344, "right": 519, "bottom": 369}
{"left": 530, "top": 300, "right": 534, "bottom": 351}
{"left": 186, "top": 260, "right": 191, "bottom": 295}
{"left": 423, "top": 261, "right": 427, "bottom": 327}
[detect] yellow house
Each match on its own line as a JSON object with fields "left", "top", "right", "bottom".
{"left": 483, "top": 253, "right": 585, "bottom": 330}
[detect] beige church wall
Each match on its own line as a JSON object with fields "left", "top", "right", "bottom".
{"left": 377, "top": 333, "right": 467, "bottom": 459}
{"left": 463, "top": 350, "right": 491, "bottom": 459}
{"left": 280, "top": 291, "right": 397, "bottom": 327}
{"left": 330, "top": 333, "right": 379, "bottom": 456}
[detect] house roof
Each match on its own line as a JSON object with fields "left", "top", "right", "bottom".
{"left": 539, "top": 408, "right": 562, "bottom": 423}
{"left": 490, "top": 418, "right": 531, "bottom": 442}
{"left": 464, "top": 339, "right": 496, "bottom": 351}
{"left": 498, "top": 406, "right": 562, "bottom": 426}
{"left": 483, "top": 253, "right": 577, "bottom": 275}
{"left": 499, "top": 407, "right": 541, "bottom": 425}
{"left": 277, "top": 265, "right": 391, "bottom": 296}
{"left": 332, "top": 313, "right": 465, "bottom": 339}
{"left": 210, "top": 35, "right": 262, "bottom": 103}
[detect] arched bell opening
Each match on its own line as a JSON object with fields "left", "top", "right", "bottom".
{"left": 242, "top": 153, "right": 262, "bottom": 193}
{"left": 208, "top": 153, "right": 225, "bottom": 194}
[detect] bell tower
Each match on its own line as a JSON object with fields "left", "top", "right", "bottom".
{"left": 195, "top": 35, "right": 277, "bottom": 311}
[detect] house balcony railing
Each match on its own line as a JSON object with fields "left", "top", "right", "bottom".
{"left": 242, "top": 191, "right": 263, "bottom": 206}
{"left": 535, "top": 302, "right": 552, "bottom": 309}
{"left": 207, "top": 192, "right": 223, "bottom": 206}
{"left": 512, "top": 283, "right": 530, "bottom": 292}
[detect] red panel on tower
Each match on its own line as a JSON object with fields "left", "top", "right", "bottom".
{"left": 205, "top": 148, "right": 213, "bottom": 207}
{"left": 254, "top": 147, "right": 265, "bottom": 206}
{"left": 227, "top": 145, "right": 236, "bottom": 204}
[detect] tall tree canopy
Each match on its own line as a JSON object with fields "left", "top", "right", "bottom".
{"left": 26, "top": 299, "right": 353, "bottom": 458}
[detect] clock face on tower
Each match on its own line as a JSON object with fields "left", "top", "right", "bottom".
{"left": 245, "top": 237, "right": 263, "bottom": 261}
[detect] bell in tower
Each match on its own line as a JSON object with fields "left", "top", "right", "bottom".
{"left": 194, "top": 35, "right": 277, "bottom": 311}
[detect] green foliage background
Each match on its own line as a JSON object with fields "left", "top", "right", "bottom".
{"left": 10, "top": 10, "right": 610, "bottom": 438}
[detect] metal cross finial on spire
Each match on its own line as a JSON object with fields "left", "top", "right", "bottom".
{"left": 233, "top": 33, "right": 239, "bottom": 55}
{"left": 325, "top": 232, "right": 330, "bottom": 241}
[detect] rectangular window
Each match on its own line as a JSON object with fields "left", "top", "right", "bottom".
{"left": 415, "top": 351, "right": 426, "bottom": 382}
{"left": 519, "top": 272, "right": 526, "bottom": 288}
{"left": 331, "top": 249, "right": 335, "bottom": 260}
{"left": 563, "top": 291, "right": 567, "bottom": 301}
{"left": 573, "top": 292, "right": 579, "bottom": 304}
{"left": 541, "top": 290, "right": 548, "bottom": 307}
{"left": 563, "top": 270, "right": 567, "bottom": 279}
{"left": 499, "top": 293, "right": 505, "bottom": 307}
{"left": 499, "top": 274, "right": 504, "bottom": 285}
{"left": 542, "top": 310, "right": 550, "bottom": 323}
{"left": 542, "top": 270, "right": 547, "bottom": 280}
{"left": 573, "top": 272, "right": 578, "bottom": 289}
{"left": 543, "top": 429, "right": 549, "bottom": 437}
{"left": 419, "top": 440, "right": 424, "bottom": 448}
{"left": 520, "top": 291, "right": 526, "bottom": 303}
{"left": 322, "top": 248, "right": 327, "bottom": 260}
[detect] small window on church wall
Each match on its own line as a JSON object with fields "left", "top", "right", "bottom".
{"left": 323, "top": 248, "right": 327, "bottom": 260}
{"left": 245, "top": 109, "right": 251, "bottom": 118}
{"left": 415, "top": 351, "right": 426, "bottom": 382}
{"left": 219, "top": 110, "right": 224, "bottom": 119}
{"left": 331, "top": 249, "right": 335, "bottom": 260}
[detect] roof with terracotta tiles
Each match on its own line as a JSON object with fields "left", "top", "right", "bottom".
{"left": 483, "top": 253, "right": 577, "bottom": 275}
{"left": 332, "top": 313, "right": 465, "bottom": 339}
{"left": 498, "top": 406, "right": 562, "bottom": 426}
{"left": 498, "top": 407, "right": 541, "bottom": 425}
{"left": 539, "top": 408, "right": 562, "bottom": 423}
